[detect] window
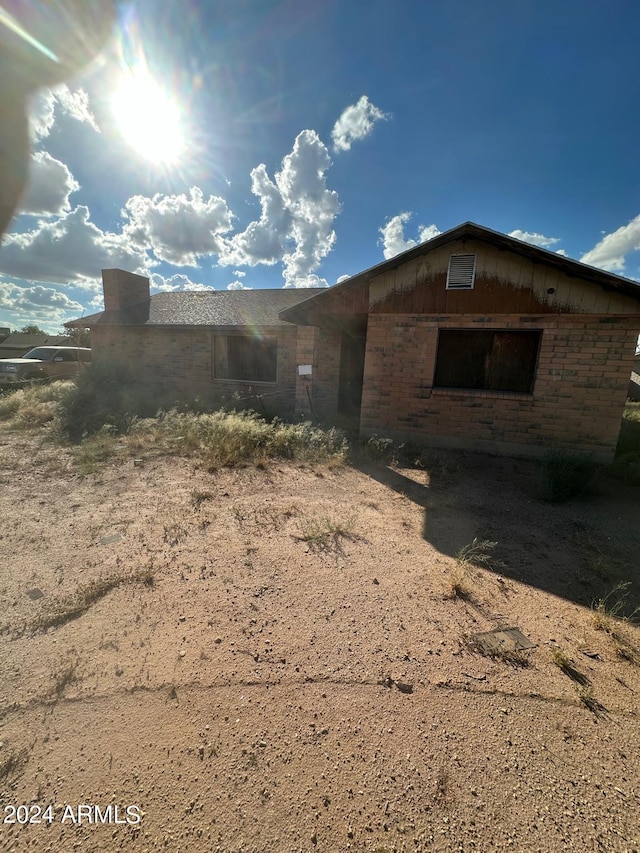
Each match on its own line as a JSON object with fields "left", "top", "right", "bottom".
{"left": 55, "top": 350, "right": 77, "bottom": 362}
{"left": 213, "top": 335, "right": 277, "bottom": 382}
{"left": 446, "top": 254, "right": 476, "bottom": 289}
{"left": 434, "top": 330, "right": 540, "bottom": 393}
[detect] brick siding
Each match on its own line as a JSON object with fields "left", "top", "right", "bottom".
{"left": 360, "top": 314, "right": 638, "bottom": 462}
{"left": 294, "top": 327, "right": 341, "bottom": 420}
{"left": 92, "top": 325, "right": 299, "bottom": 418}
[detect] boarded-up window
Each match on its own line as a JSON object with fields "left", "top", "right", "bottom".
{"left": 434, "top": 330, "right": 540, "bottom": 393}
{"left": 213, "top": 335, "right": 277, "bottom": 382}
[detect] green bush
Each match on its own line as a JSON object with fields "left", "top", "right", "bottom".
{"left": 363, "top": 434, "right": 396, "bottom": 462}
{"left": 57, "top": 362, "right": 158, "bottom": 442}
{"left": 540, "top": 449, "right": 598, "bottom": 502}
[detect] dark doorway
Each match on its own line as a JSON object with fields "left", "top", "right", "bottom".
{"left": 338, "top": 332, "right": 366, "bottom": 415}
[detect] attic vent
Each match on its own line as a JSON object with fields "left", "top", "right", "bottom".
{"left": 446, "top": 254, "right": 476, "bottom": 290}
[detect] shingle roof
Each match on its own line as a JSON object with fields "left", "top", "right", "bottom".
{"left": 66, "top": 288, "right": 327, "bottom": 329}
{"left": 0, "top": 333, "right": 67, "bottom": 351}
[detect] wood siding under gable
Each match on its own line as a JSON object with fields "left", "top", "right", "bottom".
{"left": 368, "top": 239, "right": 640, "bottom": 316}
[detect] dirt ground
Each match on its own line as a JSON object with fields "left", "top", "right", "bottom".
{"left": 1, "top": 432, "right": 639, "bottom": 853}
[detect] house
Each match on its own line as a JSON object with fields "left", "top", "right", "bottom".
{"left": 66, "top": 269, "right": 326, "bottom": 418}
{"left": 0, "top": 332, "right": 68, "bottom": 359}
{"left": 67, "top": 222, "right": 640, "bottom": 463}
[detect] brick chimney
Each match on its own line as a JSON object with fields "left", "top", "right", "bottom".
{"left": 102, "top": 269, "right": 150, "bottom": 312}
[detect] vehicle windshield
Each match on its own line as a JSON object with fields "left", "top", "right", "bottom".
{"left": 20, "top": 348, "right": 51, "bottom": 360}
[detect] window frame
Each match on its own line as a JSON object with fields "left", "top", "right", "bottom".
{"left": 212, "top": 333, "right": 278, "bottom": 384}
{"left": 433, "top": 328, "right": 541, "bottom": 395}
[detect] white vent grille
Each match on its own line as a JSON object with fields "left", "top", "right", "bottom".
{"left": 446, "top": 254, "right": 476, "bottom": 290}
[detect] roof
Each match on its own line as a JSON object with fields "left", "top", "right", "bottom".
{"left": 0, "top": 333, "right": 68, "bottom": 351}
{"left": 66, "top": 288, "right": 328, "bottom": 329}
{"left": 279, "top": 221, "right": 640, "bottom": 322}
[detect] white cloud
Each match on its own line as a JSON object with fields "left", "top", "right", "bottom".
{"left": 232, "top": 269, "right": 246, "bottom": 278}
{"left": 227, "top": 281, "right": 252, "bottom": 290}
{"left": 336, "top": 274, "right": 351, "bottom": 283}
{"left": 331, "top": 96, "right": 389, "bottom": 153}
{"left": 580, "top": 215, "right": 640, "bottom": 272}
{"left": 0, "top": 279, "right": 84, "bottom": 328}
{"left": 28, "top": 84, "right": 99, "bottom": 141}
{"left": 150, "top": 273, "right": 213, "bottom": 292}
{"left": 509, "top": 229, "right": 561, "bottom": 249}
{"left": 0, "top": 206, "right": 148, "bottom": 285}
{"left": 556, "top": 248, "right": 568, "bottom": 257}
{"left": 290, "top": 274, "right": 330, "bottom": 289}
{"left": 122, "top": 188, "right": 234, "bottom": 266}
{"left": 28, "top": 90, "right": 56, "bottom": 142}
{"left": 18, "top": 152, "right": 80, "bottom": 217}
{"left": 379, "top": 212, "right": 440, "bottom": 259}
{"left": 54, "top": 86, "right": 99, "bottom": 132}
{"left": 221, "top": 130, "right": 340, "bottom": 288}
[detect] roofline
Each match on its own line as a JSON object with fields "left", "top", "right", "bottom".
{"left": 65, "top": 287, "right": 329, "bottom": 329}
{"left": 280, "top": 221, "right": 640, "bottom": 321}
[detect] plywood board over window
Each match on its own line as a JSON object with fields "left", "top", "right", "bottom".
{"left": 213, "top": 335, "right": 277, "bottom": 383}
{"left": 434, "top": 329, "right": 541, "bottom": 393}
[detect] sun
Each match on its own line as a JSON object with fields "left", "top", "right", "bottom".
{"left": 111, "top": 65, "right": 185, "bottom": 164}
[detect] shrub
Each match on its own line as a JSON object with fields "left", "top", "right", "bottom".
{"left": 539, "top": 449, "right": 597, "bottom": 502}
{"left": 158, "top": 409, "right": 348, "bottom": 468}
{"left": 57, "top": 361, "right": 158, "bottom": 442}
{"left": 362, "top": 434, "right": 396, "bottom": 462}
{"left": 0, "top": 381, "right": 75, "bottom": 427}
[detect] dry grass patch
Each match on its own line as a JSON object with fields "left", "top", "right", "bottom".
{"left": 455, "top": 537, "right": 501, "bottom": 570}
{"left": 0, "top": 381, "right": 74, "bottom": 430}
{"left": 21, "top": 569, "right": 155, "bottom": 636}
{"left": 592, "top": 583, "right": 640, "bottom": 664}
{"left": 551, "top": 648, "right": 590, "bottom": 685}
{"left": 295, "top": 514, "right": 357, "bottom": 552}
{"left": 0, "top": 747, "right": 29, "bottom": 783}
{"left": 446, "top": 566, "right": 473, "bottom": 601}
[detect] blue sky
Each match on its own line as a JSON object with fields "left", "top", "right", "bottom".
{"left": 1, "top": 0, "right": 640, "bottom": 332}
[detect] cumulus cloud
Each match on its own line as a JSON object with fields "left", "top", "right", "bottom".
{"left": 580, "top": 215, "right": 640, "bottom": 273}
{"left": 18, "top": 152, "right": 80, "bottom": 217}
{"left": 232, "top": 269, "right": 246, "bottom": 278}
{"left": 336, "top": 274, "right": 351, "bottom": 283}
{"left": 331, "top": 95, "right": 389, "bottom": 153}
{"left": 150, "top": 273, "right": 213, "bottom": 292}
{"left": 0, "top": 206, "right": 148, "bottom": 285}
{"left": 379, "top": 213, "right": 440, "bottom": 259}
{"left": 509, "top": 229, "right": 561, "bottom": 249}
{"left": 28, "top": 84, "right": 99, "bottom": 141}
{"left": 221, "top": 130, "right": 340, "bottom": 288}
{"left": 122, "top": 188, "right": 234, "bottom": 266}
{"left": 28, "top": 90, "right": 56, "bottom": 142}
{"left": 54, "top": 86, "right": 99, "bottom": 131}
{"left": 0, "top": 279, "right": 84, "bottom": 328}
{"left": 227, "top": 281, "right": 252, "bottom": 290}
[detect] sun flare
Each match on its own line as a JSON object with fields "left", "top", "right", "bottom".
{"left": 111, "top": 66, "right": 185, "bottom": 164}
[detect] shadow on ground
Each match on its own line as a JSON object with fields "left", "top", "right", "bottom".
{"left": 353, "top": 451, "right": 640, "bottom": 615}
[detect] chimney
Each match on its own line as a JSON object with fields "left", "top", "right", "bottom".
{"left": 102, "top": 269, "right": 150, "bottom": 312}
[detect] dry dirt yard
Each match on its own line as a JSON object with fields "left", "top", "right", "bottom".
{"left": 0, "top": 432, "right": 639, "bottom": 853}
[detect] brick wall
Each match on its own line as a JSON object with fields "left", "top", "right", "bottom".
{"left": 92, "top": 325, "right": 299, "bottom": 418}
{"left": 360, "top": 314, "right": 639, "bottom": 462}
{"left": 293, "top": 327, "right": 342, "bottom": 420}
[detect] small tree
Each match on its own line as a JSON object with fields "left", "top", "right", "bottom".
{"left": 60, "top": 326, "right": 91, "bottom": 347}
{"left": 20, "top": 324, "right": 48, "bottom": 335}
